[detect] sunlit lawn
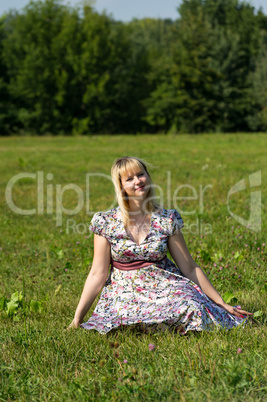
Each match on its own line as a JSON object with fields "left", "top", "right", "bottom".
{"left": 0, "top": 134, "right": 266, "bottom": 401}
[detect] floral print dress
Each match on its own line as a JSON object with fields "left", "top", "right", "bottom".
{"left": 81, "top": 207, "right": 246, "bottom": 334}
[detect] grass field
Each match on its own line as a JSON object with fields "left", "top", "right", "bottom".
{"left": 0, "top": 134, "right": 266, "bottom": 401}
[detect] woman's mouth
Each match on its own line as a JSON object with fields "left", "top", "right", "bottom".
{"left": 135, "top": 186, "right": 144, "bottom": 191}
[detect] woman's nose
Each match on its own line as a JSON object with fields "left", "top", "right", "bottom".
{"left": 134, "top": 175, "right": 141, "bottom": 184}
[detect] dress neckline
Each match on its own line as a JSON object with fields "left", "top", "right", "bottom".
{"left": 118, "top": 208, "right": 154, "bottom": 246}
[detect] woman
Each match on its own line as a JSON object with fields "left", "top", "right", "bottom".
{"left": 69, "top": 156, "right": 252, "bottom": 334}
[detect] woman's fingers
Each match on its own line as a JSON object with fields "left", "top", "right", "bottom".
{"left": 234, "top": 307, "right": 254, "bottom": 315}
{"left": 236, "top": 309, "right": 253, "bottom": 316}
{"left": 221, "top": 303, "right": 253, "bottom": 317}
{"left": 67, "top": 320, "right": 81, "bottom": 330}
{"left": 231, "top": 307, "right": 253, "bottom": 318}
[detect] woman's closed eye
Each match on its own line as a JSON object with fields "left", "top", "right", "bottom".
{"left": 126, "top": 172, "right": 144, "bottom": 181}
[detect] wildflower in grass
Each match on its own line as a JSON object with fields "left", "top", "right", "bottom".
{"left": 237, "top": 348, "right": 242, "bottom": 354}
{"left": 219, "top": 267, "right": 223, "bottom": 271}
{"left": 213, "top": 263, "right": 217, "bottom": 267}
{"left": 76, "top": 242, "right": 80, "bottom": 245}
{"left": 148, "top": 344, "right": 155, "bottom": 351}
{"left": 123, "top": 359, "right": 128, "bottom": 364}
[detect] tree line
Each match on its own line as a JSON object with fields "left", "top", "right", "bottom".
{"left": 0, "top": 0, "right": 267, "bottom": 135}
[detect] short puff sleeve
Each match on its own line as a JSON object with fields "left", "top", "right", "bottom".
{"left": 89, "top": 212, "right": 108, "bottom": 238}
{"left": 169, "top": 209, "right": 184, "bottom": 235}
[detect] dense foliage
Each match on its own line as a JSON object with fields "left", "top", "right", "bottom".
{"left": 0, "top": 0, "right": 267, "bottom": 134}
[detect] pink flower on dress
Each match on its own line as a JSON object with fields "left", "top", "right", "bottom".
{"left": 173, "top": 290, "right": 183, "bottom": 296}
{"left": 168, "top": 275, "right": 177, "bottom": 281}
{"left": 124, "top": 250, "right": 136, "bottom": 257}
{"left": 149, "top": 253, "right": 159, "bottom": 259}
{"left": 149, "top": 271, "right": 156, "bottom": 277}
{"left": 152, "top": 222, "right": 161, "bottom": 229}
{"left": 117, "top": 286, "right": 124, "bottom": 294}
{"left": 136, "top": 286, "right": 144, "bottom": 292}
{"left": 143, "top": 310, "right": 151, "bottom": 315}
{"left": 116, "top": 234, "right": 124, "bottom": 239}
{"left": 139, "top": 274, "right": 146, "bottom": 280}
{"left": 149, "top": 292, "right": 157, "bottom": 300}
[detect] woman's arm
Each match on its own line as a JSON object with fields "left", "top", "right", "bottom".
{"left": 168, "top": 232, "right": 253, "bottom": 318}
{"left": 68, "top": 234, "right": 111, "bottom": 328}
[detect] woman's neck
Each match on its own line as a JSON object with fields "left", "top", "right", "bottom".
{"left": 128, "top": 198, "right": 147, "bottom": 217}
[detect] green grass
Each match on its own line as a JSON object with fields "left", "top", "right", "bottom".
{"left": 0, "top": 134, "right": 266, "bottom": 401}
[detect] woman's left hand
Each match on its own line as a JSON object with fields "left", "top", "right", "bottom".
{"left": 218, "top": 302, "right": 253, "bottom": 318}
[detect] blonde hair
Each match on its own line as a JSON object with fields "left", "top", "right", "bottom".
{"left": 111, "top": 156, "right": 159, "bottom": 226}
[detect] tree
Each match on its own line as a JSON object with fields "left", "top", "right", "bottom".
{"left": 3, "top": 0, "right": 73, "bottom": 133}
{"left": 0, "top": 14, "right": 19, "bottom": 134}
{"left": 144, "top": 0, "right": 261, "bottom": 133}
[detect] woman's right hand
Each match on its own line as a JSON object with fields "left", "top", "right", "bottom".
{"left": 68, "top": 318, "right": 82, "bottom": 330}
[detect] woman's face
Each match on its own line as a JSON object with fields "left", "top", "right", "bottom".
{"left": 120, "top": 167, "right": 150, "bottom": 200}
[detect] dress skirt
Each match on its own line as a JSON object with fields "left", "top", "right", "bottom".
{"left": 81, "top": 263, "right": 247, "bottom": 334}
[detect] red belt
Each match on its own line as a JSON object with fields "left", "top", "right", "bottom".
{"left": 112, "top": 256, "right": 167, "bottom": 271}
